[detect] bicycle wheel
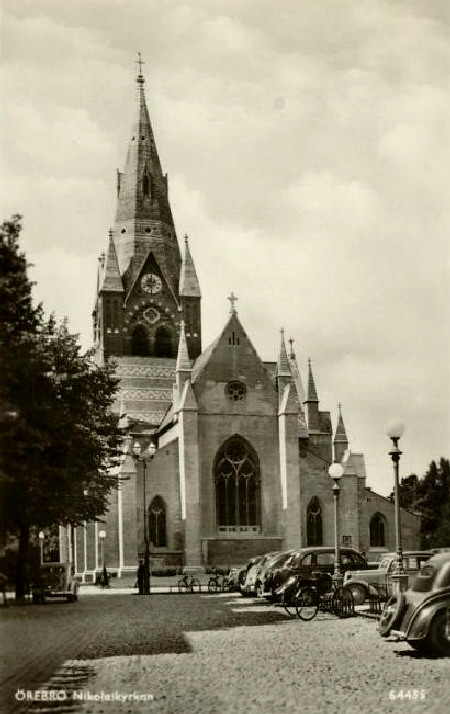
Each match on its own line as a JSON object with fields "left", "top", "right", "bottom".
{"left": 178, "top": 578, "right": 188, "bottom": 594}
{"left": 331, "top": 586, "right": 355, "bottom": 618}
{"left": 296, "top": 587, "right": 319, "bottom": 621}
{"left": 208, "top": 578, "right": 219, "bottom": 594}
{"left": 283, "top": 588, "right": 299, "bottom": 617}
{"left": 190, "top": 578, "right": 200, "bottom": 593}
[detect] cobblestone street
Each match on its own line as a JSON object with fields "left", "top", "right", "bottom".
{"left": 1, "top": 592, "right": 448, "bottom": 714}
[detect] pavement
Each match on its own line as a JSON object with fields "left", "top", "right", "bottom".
{"left": 1, "top": 589, "right": 448, "bottom": 714}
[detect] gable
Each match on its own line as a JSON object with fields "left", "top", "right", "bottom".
{"left": 193, "top": 314, "right": 277, "bottom": 414}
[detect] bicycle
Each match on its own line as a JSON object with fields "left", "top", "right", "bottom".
{"left": 178, "top": 573, "right": 201, "bottom": 593}
{"left": 208, "top": 572, "right": 230, "bottom": 594}
{"left": 283, "top": 571, "right": 355, "bottom": 620}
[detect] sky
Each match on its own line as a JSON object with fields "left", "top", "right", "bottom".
{"left": 2, "top": 0, "right": 449, "bottom": 496}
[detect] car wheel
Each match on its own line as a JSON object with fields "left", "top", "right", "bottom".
{"left": 379, "top": 593, "right": 405, "bottom": 638}
{"left": 347, "top": 583, "right": 367, "bottom": 606}
{"left": 425, "top": 608, "right": 450, "bottom": 657}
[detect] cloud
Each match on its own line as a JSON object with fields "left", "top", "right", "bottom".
{"left": 2, "top": 0, "right": 449, "bottom": 495}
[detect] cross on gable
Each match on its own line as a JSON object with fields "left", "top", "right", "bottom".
{"left": 228, "top": 292, "right": 238, "bottom": 314}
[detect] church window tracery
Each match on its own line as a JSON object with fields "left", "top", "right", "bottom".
{"left": 148, "top": 495, "right": 166, "bottom": 548}
{"left": 214, "top": 436, "right": 260, "bottom": 529}
{"left": 307, "top": 496, "right": 323, "bottom": 546}
{"left": 226, "top": 381, "right": 246, "bottom": 401}
{"left": 370, "top": 513, "right": 386, "bottom": 547}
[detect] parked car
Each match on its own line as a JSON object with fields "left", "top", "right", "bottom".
{"left": 257, "top": 550, "right": 297, "bottom": 599}
{"left": 241, "top": 552, "right": 280, "bottom": 596}
{"left": 272, "top": 547, "right": 369, "bottom": 600}
{"left": 31, "top": 562, "right": 79, "bottom": 603}
{"left": 379, "top": 551, "right": 450, "bottom": 656}
{"left": 343, "top": 551, "right": 432, "bottom": 605}
{"left": 227, "top": 567, "right": 245, "bottom": 591}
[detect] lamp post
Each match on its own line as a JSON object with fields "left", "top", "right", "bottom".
{"left": 132, "top": 441, "right": 156, "bottom": 595}
{"left": 386, "top": 422, "right": 408, "bottom": 592}
{"left": 328, "top": 462, "right": 344, "bottom": 587}
{"left": 98, "top": 529, "right": 107, "bottom": 588}
{"left": 38, "top": 531, "right": 45, "bottom": 564}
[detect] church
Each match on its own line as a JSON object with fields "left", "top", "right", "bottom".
{"left": 70, "top": 64, "right": 420, "bottom": 580}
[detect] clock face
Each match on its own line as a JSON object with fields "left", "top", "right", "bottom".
{"left": 141, "top": 273, "right": 162, "bottom": 294}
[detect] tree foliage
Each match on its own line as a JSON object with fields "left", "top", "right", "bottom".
{"left": 392, "top": 458, "right": 450, "bottom": 548}
{"left": 0, "top": 216, "right": 123, "bottom": 594}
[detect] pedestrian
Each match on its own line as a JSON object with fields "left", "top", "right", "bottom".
{"left": 137, "top": 559, "right": 145, "bottom": 595}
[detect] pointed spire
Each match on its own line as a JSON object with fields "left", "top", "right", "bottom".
{"left": 334, "top": 403, "right": 348, "bottom": 443}
{"left": 277, "top": 328, "right": 291, "bottom": 378}
{"left": 100, "top": 230, "right": 123, "bottom": 292}
{"left": 288, "top": 338, "right": 306, "bottom": 405}
{"left": 179, "top": 235, "right": 201, "bottom": 297}
{"left": 306, "top": 358, "right": 319, "bottom": 402}
{"left": 176, "top": 320, "right": 191, "bottom": 373}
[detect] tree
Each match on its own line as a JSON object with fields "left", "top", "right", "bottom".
{"left": 0, "top": 216, "right": 123, "bottom": 598}
{"left": 392, "top": 458, "right": 450, "bottom": 549}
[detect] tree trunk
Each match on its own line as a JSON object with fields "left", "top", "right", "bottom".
{"left": 15, "top": 524, "right": 30, "bottom": 601}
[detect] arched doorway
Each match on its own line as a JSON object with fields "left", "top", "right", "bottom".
{"left": 307, "top": 496, "right": 323, "bottom": 546}
{"left": 214, "top": 435, "right": 261, "bottom": 528}
{"left": 154, "top": 325, "right": 173, "bottom": 357}
{"left": 131, "top": 325, "right": 150, "bottom": 356}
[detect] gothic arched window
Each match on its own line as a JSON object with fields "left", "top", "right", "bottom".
{"left": 307, "top": 496, "right": 323, "bottom": 546}
{"left": 214, "top": 435, "right": 261, "bottom": 528}
{"left": 154, "top": 325, "right": 173, "bottom": 357}
{"left": 148, "top": 496, "right": 166, "bottom": 548}
{"left": 370, "top": 513, "right": 386, "bottom": 547}
{"left": 131, "top": 325, "right": 150, "bottom": 356}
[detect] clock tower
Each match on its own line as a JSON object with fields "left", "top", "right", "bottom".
{"left": 93, "top": 60, "right": 201, "bottom": 365}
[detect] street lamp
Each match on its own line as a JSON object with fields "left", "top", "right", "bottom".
{"left": 386, "top": 422, "right": 406, "bottom": 587}
{"left": 38, "top": 531, "right": 45, "bottom": 564}
{"left": 328, "top": 462, "right": 344, "bottom": 587}
{"left": 132, "top": 440, "right": 156, "bottom": 595}
{"left": 98, "top": 529, "right": 108, "bottom": 588}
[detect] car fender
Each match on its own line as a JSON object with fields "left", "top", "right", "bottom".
{"left": 406, "top": 590, "right": 450, "bottom": 641}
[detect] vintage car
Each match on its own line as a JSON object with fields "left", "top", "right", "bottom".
{"left": 31, "top": 562, "right": 79, "bottom": 603}
{"left": 257, "top": 550, "right": 296, "bottom": 599}
{"left": 241, "top": 552, "right": 280, "bottom": 596}
{"left": 379, "top": 551, "right": 450, "bottom": 656}
{"left": 272, "top": 546, "right": 369, "bottom": 600}
{"left": 343, "top": 550, "right": 432, "bottom": 605}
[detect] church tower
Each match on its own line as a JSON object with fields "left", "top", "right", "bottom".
{"left": 93, "top": 57, "right": 201, "bottom": 367}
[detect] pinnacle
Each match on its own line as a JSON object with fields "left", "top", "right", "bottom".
{"left": 306, "top": 358, "right": 319, "bottom": 402}
{"left": 277, "top": 328, "right": 291, "bottom": 378}
{"left": 176, "top": 320, "right": 191, "bottom": 372}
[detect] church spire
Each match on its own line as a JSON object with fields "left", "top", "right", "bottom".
{"left": 113, "top": 56, "right": 180, "bottom": 289}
